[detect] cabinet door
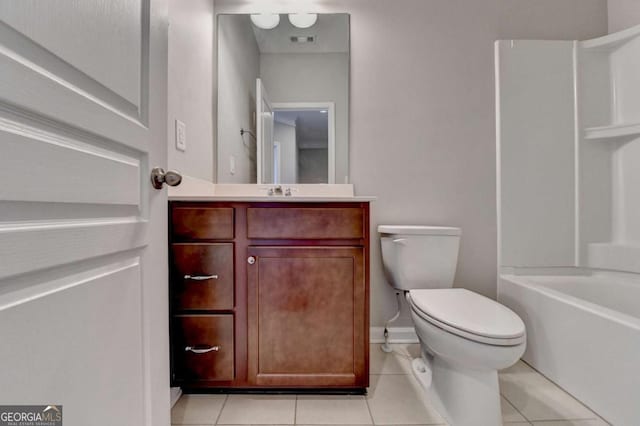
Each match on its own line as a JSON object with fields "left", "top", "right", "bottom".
{"left": 247, "top": 247, "right": 367, "bottom": 387}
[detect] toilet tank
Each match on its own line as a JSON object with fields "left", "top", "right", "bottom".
{"left": 378, "top": 225, "right": 461, "bottom": 291}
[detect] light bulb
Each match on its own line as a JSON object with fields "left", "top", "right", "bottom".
{"left": 288, "top": 13, "right": 318, "bottom": 29}
{"left": 250, "top": 14, "right": 280, "bottom": 30}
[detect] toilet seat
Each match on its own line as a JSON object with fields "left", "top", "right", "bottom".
{"left": 409, "top": 288, "right": 525, "bottom": 346}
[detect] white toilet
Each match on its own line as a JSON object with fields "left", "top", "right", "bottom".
{"left": 378, "top": 225, "right": 526, "bottom": 426}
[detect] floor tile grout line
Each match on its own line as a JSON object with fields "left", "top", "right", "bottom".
{"left": 524, "top": 417, "right": 606, "bottom": 423}
{"left": 294, "top": 394, "right": 298, "bottom": 425}
{"left": 363, "top": 391, "right": 376, "bottom": 426}
{"left": 501, "top": 382, "right": 603, "bottom": 423}
{"left": 213, "top": 394, "right": 229, "bottom": 425}
{"left": 501, "top": 392, "right": 530, "bottom": 424}
{"left": 500, "top": 386, "right": 603, "bottom": 424}
{"left": 508, "top": 361, "right": 605, "bottom": 422}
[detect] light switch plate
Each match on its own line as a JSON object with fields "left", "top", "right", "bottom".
{"left": 175, "top": 119, "right": 186, "bottom": 152}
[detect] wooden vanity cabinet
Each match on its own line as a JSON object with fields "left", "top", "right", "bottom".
{"left": 169, "top": 201, "right": 370, "bottom": 390}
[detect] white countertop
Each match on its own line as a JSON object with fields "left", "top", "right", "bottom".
{"left": 168, "top": 176, "right": 376, "bottom": 202}
{"left": 169, "top": 195, "right": 376, "bottom": 202}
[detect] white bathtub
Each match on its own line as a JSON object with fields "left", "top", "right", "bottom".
{"left": 498, "top": 272, "right": 640, "bottom": 426}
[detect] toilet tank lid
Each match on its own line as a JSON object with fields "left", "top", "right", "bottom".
{"left": 378, "top": 225, "right": 461, "bottom": 236}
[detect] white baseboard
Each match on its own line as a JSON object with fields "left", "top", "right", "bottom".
{"left": 170, "top": 387, "right": 182, "bottom": 408}
{"left": 370, "top": 326, "right": 418, "bottom": 344}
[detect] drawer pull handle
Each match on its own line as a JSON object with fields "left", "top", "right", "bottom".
{"left": 185, "top": 345, "right": 220, "bottom": 354}
{"left": 184, "top": 274, "right": 219, "bottom": 281}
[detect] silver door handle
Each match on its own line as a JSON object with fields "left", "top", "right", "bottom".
{"left": 392, "top": 238, "right": 408, "bottom": 245}
{"left": 151, "top": 167, "right": 182, "bottom": 189}
{"left": 185, "top": 345, "right": 220, "bottom": 354}
{"left": 184, "top": 274, "right": 219, "bottom": 281}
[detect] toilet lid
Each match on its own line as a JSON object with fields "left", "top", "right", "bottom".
{"left": 409, "top": 289, "right": 525, "bottom": 342}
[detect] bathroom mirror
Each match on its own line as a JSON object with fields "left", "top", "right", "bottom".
{"left": 216, "top": 13, "right": 350, "bottom": 184}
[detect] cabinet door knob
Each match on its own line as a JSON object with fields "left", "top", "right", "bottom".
{"left": 247, "top": 256, "right": 256, "bottom": 265}
{"left": 185, "top": 345, "right": 220, "bottom": 354}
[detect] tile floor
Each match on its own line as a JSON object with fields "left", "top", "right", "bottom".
{"left": 171, "top": 344, "right": 610, "bottom": 426}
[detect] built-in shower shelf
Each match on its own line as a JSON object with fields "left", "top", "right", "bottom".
{"left": 584, "top": 122, "right": 640, "bottom": 140}
{"left": 580, "top": 24, "right": 640, "bottom": 50}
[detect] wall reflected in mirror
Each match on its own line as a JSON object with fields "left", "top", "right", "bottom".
{"left": 216, "top": 13, "right": 350, "bottom": 184}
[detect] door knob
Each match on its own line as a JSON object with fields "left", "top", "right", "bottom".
{"left": 247, "top": 256, "right": 256, "bottom": 265}
{"left": 150, "top": 167, "right": 182, "bottom": 189}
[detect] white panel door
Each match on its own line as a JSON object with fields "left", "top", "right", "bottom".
{"left": 256, "top": 78, "right": 274, "bottom": 184}
{"left": 0, "top": 1, "right": 170, "bottom": 425}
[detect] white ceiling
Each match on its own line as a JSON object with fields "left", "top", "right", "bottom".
{"left": 275, "top": 110, "right": 328, "bottom": 146}
{"left": 251, "top": 13, "right": 349, "bottom": 54}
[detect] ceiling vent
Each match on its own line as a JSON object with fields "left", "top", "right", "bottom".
{"left": 290, "top": 35, "right": 315, "bottom": 44}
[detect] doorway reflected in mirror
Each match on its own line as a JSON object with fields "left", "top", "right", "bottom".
{"left": 272, "top": 105, "right": 334, "bottom": 184}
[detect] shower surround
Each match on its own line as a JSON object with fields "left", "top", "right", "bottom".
{"left": 496, "top": 25, "right": 640, "bottom": 426}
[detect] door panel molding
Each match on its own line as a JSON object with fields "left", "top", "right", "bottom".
{"left": 0, "top": 21, "right": 141, "bottom": 119}
{"left": 0, "top": 1, "right": 151, "bottom": 147}
{"left": 0, "top": 258, "right": 146, "bottom": 425}
{"left": 0, "top": 219, "right": 147, "bottom": 280}
{"left": 0, "top": 114, "right": 143, "bottom": 206}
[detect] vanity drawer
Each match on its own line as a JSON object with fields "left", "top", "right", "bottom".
{"left": 173, "top": 315, "right": 234, "bottom": 382}
{"left": 247, "top": 207, "right": 364, "bottom": 240}
{"left": 172, "top": 243, "right": 234, "bottom": 311}
{"left": 172, "top": 206, "right": 234, "bottom": 240}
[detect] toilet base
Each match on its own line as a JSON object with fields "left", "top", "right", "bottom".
{"left": 413, "top": 355, "right": 501, "bottom": 426}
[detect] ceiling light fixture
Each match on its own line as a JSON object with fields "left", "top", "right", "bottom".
{"left": 250, "top": 13, "right": 280, "bottom": 30}
{"left": 288, "top": 13, "right": 318, "bottom": 29}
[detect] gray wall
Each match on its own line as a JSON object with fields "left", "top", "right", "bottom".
{"left": 497, "top": 0, "right": 608, "bottom": 39}
{"left": 261, "top": 53, "right": 349, "bottom": 184}
{"left": 298, "top": 149, "right": 329, "bottom": 183}
{"left": 216, "top": 15, "right": 260, "bottom": 183}
{"left": 214, "top": 0, "right": 608, "bottom": 327}
{"left": 168, "top": 0, "right": 214, "bottom": 181}
{"left": 608, "top": 0, "right": 640, "bottom": 32}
